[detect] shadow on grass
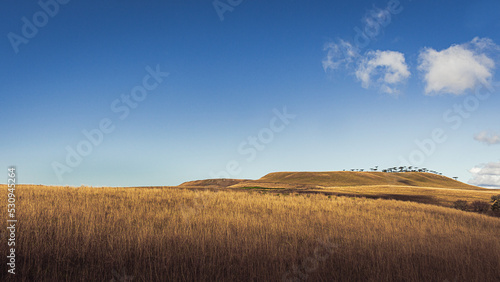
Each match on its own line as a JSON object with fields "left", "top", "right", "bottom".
{"left": 237, "top": 187, "right": 441, "bottom": 206}
{"left": 240, "top": 187, "right": 285, "bottom": 190}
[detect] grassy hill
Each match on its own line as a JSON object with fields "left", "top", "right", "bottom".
{"left": 255, "top": 171, "right": 485, "bottom": 190}
{"left": 181, "top": 171, "right": 485, "bottom": 190}
{"left": 180, "top": 171, "right": 496, "bottom": 208}
{"left": 179, "top": 178, "right": 246, "bottom": 188}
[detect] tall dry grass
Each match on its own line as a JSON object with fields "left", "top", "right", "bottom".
{"left": 1, "top": 185, "right": 499, "bottom": 281}
{"left": 315, "top": 184, "right": 500, "bottom": 207}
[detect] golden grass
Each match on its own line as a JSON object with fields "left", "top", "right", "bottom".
{"left": 314, "top": 184, "right": 499, "bottom": 207}
{"left": 1, "top": 184, "right": 499, "bottom": 281}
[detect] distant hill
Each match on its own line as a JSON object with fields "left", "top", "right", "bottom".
{"left": 179, "top": 171, "right": 486, "bottom": 191}
{"left": 253, "top": 171, "right": 485, "bottom": 190}
{"left": 179, "top": 178, "right": 247, "bottom": 188}
{"left": 177, "top": 171, "right": 493, "bottom": 208}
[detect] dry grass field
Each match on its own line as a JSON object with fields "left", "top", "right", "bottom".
{"left": 1, "top": 176, "right": 500, "bottom": 281}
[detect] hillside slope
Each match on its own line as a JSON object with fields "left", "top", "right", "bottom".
{"left": 254, "top": 171, "right": 485, "bottom": 190}
{"left": 175, "top": 171, "right": 496, "bottom": 208}
{"left": 179, "top": 178, "right": 246, "bottom": 188}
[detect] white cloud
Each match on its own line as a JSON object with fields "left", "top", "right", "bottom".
{"left": 474, "top": 131, "right": 500, "bottom": 145}
{"left": 322, "top": 4, "right": 394, "bottom": 73}
{"left": 363, "top": 6, "right": 391, "bottom": 34}
{"left": 469, "top": 162, "right": 500, "bottom": 188}
{"left": 355, "top": 50, "right": 410, "bottom": 94}
{"left": 418, "top": 37, "right": 498, "bottom": 95}
{"left": 322, "top": 40, "right": 359, "bottom": 72}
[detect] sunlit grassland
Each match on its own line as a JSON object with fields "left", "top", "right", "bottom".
{"left": 311, "top": 184, "right": 499, "bottom": 207}
{"left": 1, "top": 185, "right": 499, "bottom": 281}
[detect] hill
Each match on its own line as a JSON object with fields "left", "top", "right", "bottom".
{"left": 179, "top": 171, "right": 496, "bottom": 208}
{"left": 181, "top": 171, "right": 485, "bottom": 190}
{"left": 254, "top": 171, "right": 485, "bottom": 190}
{"left": 179, "top": 178, "right": 246, "bottom": 188}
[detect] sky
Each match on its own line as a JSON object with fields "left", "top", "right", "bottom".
{"left": 1, "top": 0, "right": 500, "bottom": 188}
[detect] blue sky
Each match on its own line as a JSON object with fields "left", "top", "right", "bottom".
{"left": 1, "top": 0, "right": 500, "bottom": 188}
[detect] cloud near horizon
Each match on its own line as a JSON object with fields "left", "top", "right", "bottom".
{"left": 355, "top": 50, "right": 410, "bottom": 94}
{"left": 418, "top": 37, "right": 498, "bottom": 95}
{"left": 469, "top": 161, "right": 500, "bottom": 188}
{"left": 474, "top": 131, "right": 500, "bottom": 145}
